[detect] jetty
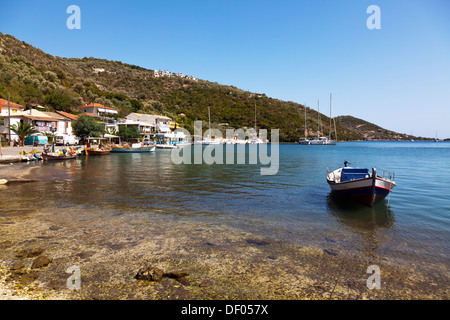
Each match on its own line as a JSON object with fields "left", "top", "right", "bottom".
{"left": 0, "top": 146, "right": 46, "bottom": 163}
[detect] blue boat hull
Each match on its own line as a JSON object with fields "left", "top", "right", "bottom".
{"left": 327, "top": 167, "right": 396, "bottom": 207}
{"left": 332, "top": 184, "right": 391, "bottom": 207}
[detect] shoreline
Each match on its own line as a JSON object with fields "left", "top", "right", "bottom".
{"left": 0, "top": 146, "right": 46, "bottom": 164}
{"left": 1, "top": 198, "right": 448, "bottom": 300}
{"left": 0, "top": 146, "right": 448, "bottom": 300}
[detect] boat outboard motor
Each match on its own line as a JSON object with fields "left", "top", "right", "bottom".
{"left": 344, "top": 160, "right": 351, "bottom": 167}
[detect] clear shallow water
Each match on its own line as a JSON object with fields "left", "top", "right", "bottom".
{"left": 1, "top": 141, "right": 449, "bottom": 271}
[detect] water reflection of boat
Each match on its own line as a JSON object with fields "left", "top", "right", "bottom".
{"left": 327, "top": 162, "right": 396, "bottom": 207}
{"left": 326, "top": 192, "right": 395, "bottom": 230}
{"left": 326, "top": 192, "right": 395, "bottom": 256}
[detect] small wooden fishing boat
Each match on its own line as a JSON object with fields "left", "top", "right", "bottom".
{"left": 85, "top": 148, "right": 111, "bottom": 156}
{"left": 42, "top": 152, "right": 77, "bottom": 161}
{"left": 327, "top": 162, "right": 396, "bottom": 207}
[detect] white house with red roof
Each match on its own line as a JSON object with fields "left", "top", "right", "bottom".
{"left": 1, "top": 109, "right": 72, "bottom": 143}
{"left": 78, "top": 103, "right": 119, "bottom": 131}
{"left": 78, "top": 103, "right": 118, "bottom": 116}
{"left": 0, "top": 98, "right": 25, "bottom": 116}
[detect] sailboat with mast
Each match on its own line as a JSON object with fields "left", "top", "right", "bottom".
{"left": 249, "top": 100, "right": 266, "bottom": 144}
{"left": 306, "top": 94, "right": 337, "bottom": 145}
{"left": 194, "top": 106, "right": 221, "bottom": 144}
{"left": 326, "top": 93, "right": 337, "bottom": 145}
{"left": 299, "top": 102, "right": 311, "bottom": 145}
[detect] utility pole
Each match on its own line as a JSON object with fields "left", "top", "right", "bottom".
{"left": 8, "top": 92, "right": 11, "bottom": 145}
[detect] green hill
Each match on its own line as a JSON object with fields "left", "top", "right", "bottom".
{"left": 335, "top": 116, "right": 430, "bottom": 141}
{"left": 0, "top": 32, "right": 397, "bottom": 142}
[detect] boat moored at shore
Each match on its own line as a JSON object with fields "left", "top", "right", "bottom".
{"left": 111, "top": 142, "right": 156, "bottom": 153}
{"left": 327, "top": 162, "right": 396, "bottom": 207}
{"left": 155, "top": 131, "right": 190, "bottom": 149}
{"left": 85, "top": 147, "right": 111, "bottom": 156}
{"left": 42, "top": 152, "right": 77, "bottom": 161}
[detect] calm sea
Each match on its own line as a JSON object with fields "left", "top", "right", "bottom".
{"left": 1, "top": 141, "right": 449, "bottom": 271}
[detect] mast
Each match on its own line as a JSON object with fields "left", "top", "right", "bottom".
{"left": 254, "top": 100, "right": 257, "bottom": 135}
{"left": 334, "top": 117, "right": 337, "bottom": 142}
{"left": 208, "top": 106, "right": 211, "bottom": 139}
{"left": 304, "top": 102, "right": 308, "bottom": 138}
{"left": 317, "top": 100, "right": 320, "bottom": 138}
{"left": 329, "top": 93, "right": 332, "bottom": 140}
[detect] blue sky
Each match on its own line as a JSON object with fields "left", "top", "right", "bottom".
{"left": 1, "top": 0, "right": 449, "bottom": 138}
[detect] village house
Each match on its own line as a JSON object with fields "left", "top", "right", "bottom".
{"left": 125, "top": 113, "right": 177, "bottom": 134}
{"left": 1, "top": 109, "right": 72, "bottom": 143}
{"left": 154, "top": 70, "right": 172, "bottom": 78}
{"left": 116, "top": 118, "right": 155, "bottom": 135}
{"left": 78, "top": 103, "right": 118, "bottom": 131}
{"left": 54, "top": 111, "right": 79, "bottom": 136}
{"left": 1, "top": 99, "right": 26, "bottom": 142}
{"left": 78, "top": 103, "right": 118, "bottom": 117}
{"left": 153, "top": 70, "right": 198, "bottom": 81}
{"left": 0, "top": 98, "right": 25, "bottom": 117}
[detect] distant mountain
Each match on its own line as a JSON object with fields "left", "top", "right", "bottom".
{"left": 336, "top": 116, "right": 430, "bottom": 141}
{"left": 0, "top": 32, "right": 412, "bottom": 142}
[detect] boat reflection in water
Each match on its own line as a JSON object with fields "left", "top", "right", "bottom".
{"left": 326, "top": 192, "right": 395, "bottom": 255}
{"left": 326, "top": 192, "right": 395, "bottom": 230}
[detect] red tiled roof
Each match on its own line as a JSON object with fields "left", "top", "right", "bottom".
{"left": 25, "top": 116, "right": 62, "bottom": 121}
{"left": 55, "top": 111, "right": 79, "bottom": 121}
{"left": 78, "top": 103, "right": 116, "bottom": 110}
{"left": 0, "top": 99, "right": 24, "bottom": 109}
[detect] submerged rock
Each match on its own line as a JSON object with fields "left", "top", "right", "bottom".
{"left": 31, "top": 255, "right": 51, "bottom": 269}
{"left": 0, "top": 240, "right": 12, "bottom": 249}
{"left": 135, "top": 267, "right": 164, "bottom": 282}
{"left": 164, "top": 269, "right": 190, "bottom": 279}
{"left": 176, "top": 277, "right": 191, "bottom": 286}
{"left": 15, "top": 247, "right": 45, "bottom": 259}
{"left": 246, "top": 239, "right": 270, "bottom": 246}
{"left": 199, "top": 280, "right": 212, "bottom": 288}
{"left": 28, "top": 247, "right": 44, "bottom": 257}
{"left": 76, "top": 251, "right": 96, "bottom": 260}
{"left": 7, "top": 270, "right": 39, "bottom": 285}
{"left": 10, "top": 263, "right": 25, "bottom": 271}
{"left": 323, "top": 249, "right": 338, "bottom": 256}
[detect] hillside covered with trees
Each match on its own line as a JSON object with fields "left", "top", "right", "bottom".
{"left": 0, "top": 32, "right": 414, "bottom": 142}
{"left": 335, "top": 116, "right": 430, "bottom": 141}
